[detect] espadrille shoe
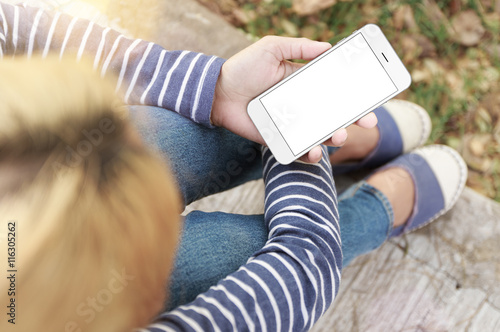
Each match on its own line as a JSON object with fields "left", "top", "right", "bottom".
{"left": 332, "top": 99, "right": 432, "bottom": 175}
{"left": 381, "top": 145, "right": 468, "bottom": 237}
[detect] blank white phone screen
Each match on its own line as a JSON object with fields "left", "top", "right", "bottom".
{"left": 259, "top": 33, "right": 397, "bottom": 156}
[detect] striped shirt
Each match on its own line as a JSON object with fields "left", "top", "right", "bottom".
{"left": 144, "top": 147, "right": 342, "bottom": 331}
{"left": 0, "top": 2, "right": 224, "bottom": 127}
{"left": 0, "top": 3, "right": 342, "bottom": 331}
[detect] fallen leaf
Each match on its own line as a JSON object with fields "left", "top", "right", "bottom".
{"left": 462, "top": 134, "right": 493, "bottom": 172}
{"left": 411, "top": 67, "right": 431, "bottom": 83}
{"left": 482, "top": 91, "right": 500, "bottom": 120}
{"left": 494, "top": 120, "right": 500, "bottom": 144}
{"left": 232, "top": 7, "right": 255, "bottom": 25}
{"left": 457, "top": 57, "right": 481, "bottom": 72}
{"left": 451, "top": 10, "right": 485, "bottom": 46}
{"left": 483, "top": 12, "right": 500, "bottom": 30}
{"left": 445, "top": 71, "right": 466, "bottom": 99}
{"left": 292, "top": 0, "right": 337, "bottom": 16}
{"left": 423, "top": 58, "right": 445, "bottom": 77}
{"left": 467, "top": 170, "right": 496, "bottom": 197}
{"left": 317, "top": 22, "right": 335, "bottom": 41}
{"left": 393, "top": 5, "right": 417, "bottom": 31}
{"left": 199, "top": 0, "right": 237, "bottom": 15}
{"left": 475, "top": 107, "right": 493, "bottom": 133}
{"left": 413, "top": 34, "right": 437, "bottom": 58}
{"left": 361, "top": 4, "right": 380, "bottom": 24}
{"left": 300, "top": 25, "right": 318, "bottom": 40}
{"left": 470, "top": 136, "right": 487, "bottom": 156}
{"left": 280, "top": 18, "right": 299, "bottom": 36}
{"left": 484, "top": 43, "right": 500, "bottom": 60}
{"left": 422, "top": 0, "right": 447, "bottom": 25}
{"left": 400, "top": 35, "right": 419, "bottom": 63}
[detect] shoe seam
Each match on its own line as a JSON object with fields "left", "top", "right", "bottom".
{"left": 406, "top": 145, "right": 467, "bottom": 233}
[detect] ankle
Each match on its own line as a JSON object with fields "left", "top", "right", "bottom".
{"left": 366, "top": 167, "right": 415, "bottom": 228}
{"left": 330, "top": 125, "right": 379, "bottom": 164}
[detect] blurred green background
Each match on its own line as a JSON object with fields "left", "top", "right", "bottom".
{"left": 198, "top": 0, "right": 500, "bottom": 201}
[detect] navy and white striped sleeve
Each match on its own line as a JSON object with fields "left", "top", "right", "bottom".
{"left": 0, "top": 2, "right": 224, "bottom": 127}
{"left": 144, "top": 146, "right": 342, "bottom": 331}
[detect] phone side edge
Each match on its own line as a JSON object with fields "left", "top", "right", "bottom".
{"left": 247, "top": 99, "right": 296, "bottom": 165}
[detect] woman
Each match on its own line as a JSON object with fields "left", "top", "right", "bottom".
{"left": 0, "top": 2, "right": 467, "bottom": 331}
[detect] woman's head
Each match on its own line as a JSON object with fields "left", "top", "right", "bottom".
{"left": 0, "top": 57, "right": 181, "bottom": 331}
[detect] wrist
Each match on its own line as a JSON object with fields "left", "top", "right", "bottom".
{"left": 210, "top": 79, "right": 221, "bottom": 127}
{"left": 211, "top": 61, "right": 229, "bottom": 128}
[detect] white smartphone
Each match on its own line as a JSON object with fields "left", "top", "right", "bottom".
{"left": 247, "top": 24, "right": 412, "bottom": 164}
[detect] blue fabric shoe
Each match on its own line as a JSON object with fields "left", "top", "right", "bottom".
{"left": 332, "top": 100, "right": 432, "bottom": 175}
{"left": 381, "top": 145, "right": 468, "bottom": 237}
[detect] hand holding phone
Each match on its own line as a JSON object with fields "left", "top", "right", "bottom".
{"left": 211, "top": 36, "right": 377, "bottom": 163}
{"left": 247, "top": 24, "right": 411, "bottom": 164}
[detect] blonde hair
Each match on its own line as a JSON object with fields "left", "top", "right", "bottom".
{"left": 0, "top": 56, "right": 181, "bottom": 332}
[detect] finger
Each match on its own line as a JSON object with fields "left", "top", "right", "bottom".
{"left": 328, "top": 128, "right": 348, "bottom": 146}
{"left": 355, "top": 112, "right": 378, "bottom": 129}
{"left": 281, "top": 60, "right": 305, "bottom": 79}
{"left": 261, "top": 36, "right": 331, "bottom": 61}
{"left": 299, "top": 146, "right": 323, "bottom": 163}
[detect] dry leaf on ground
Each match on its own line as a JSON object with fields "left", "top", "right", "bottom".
{"left": 462, "top": 133, "right": 493, "bottom": 172}
{"left": 422, "top": 0, "right": 447, "bottom": 25}
{"left": 451, "top": 10, "right": 485, "bottom": 46}
{"left": 292, "top": 0, "right": 337, "bottom": 16}
{"left": 393, "top": 5, "right": 417, "bottom": 31}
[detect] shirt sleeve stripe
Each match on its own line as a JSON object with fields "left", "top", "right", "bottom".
{"left": 166, "top": 311, "right": 204, "bottom": 332}
{"left": 0, "top": 4, "right": 8, "bottom": 37}
{"left": 265, "top": 242, "right": 320, "bottom": 326}
{"left": 115, "top": 38, "right": 142, "bottom": 92}
{"left": 306, "top": 250, "right": 326, "bottom": 319}
{"left": 157, "top": 50, "right": 188, "bottom": 108}
{"left": 190, "top": 55, "right": 216, "bottom": 120}
{"left": 266, "top": 170, "right": 335, "bottom": 195}
{"left": 76, "top": 20, "right": 94, "bottom": 61}
{"left": 240, "top": 266, "right": 284, "bottom": 332}
{"left": 42, "top": 11, "right": 60, "bottom": 58}
{"left": 198, "top": 294, "right": 237, "bottom": 331}
{"left": 269, "top": 226, "right": 339, "bottom": 272}
{"left": 93, "top": 27, "right": 110, "bottom": 69}
{"left": 176, "top": 304, "right": 222, "bottom": 332}
{"left": 146, "top": 323, "right": 177, "bottom": 332}
{"left": 226, "top": 276, "right": 267, "bottom": 332}
{"left": 12, "top": 5, "right": 18, "bottom": 53}
{"left": 267, "top": 233, "right": 337, "bottom": 309}
{"left": 265, "top": 181, "right": 335, "bottom": 207}
{"left": 125, "top": 41, "right": 154, "bottom": 103}
{"left": 174, "top": 52, "right": 202, "bottom": 113}
{"left": 140, "top": 48, "right": 166, "bottom": 104}
{"left": 250, "top": 260, "right": 295, "bottom": 332}
{"left": 100, "top": 34, "right": 124, "bottom": 76}
{"left": 59, "top": 16, "right": 78, "bottom": 59}
{"left": 269, "top": 252, "right": 309, "bottom": 326}
{"left": 268, "top": 207, "right": 340, "bottom": 243}
{"left": 266, "top": 194, "right": 337, "bottom": 224}
{"left": 27, "top": 8, "right": 43, "bottom": 57}
{"left": 212, "top": 284, "right": 255, "bottom": 331}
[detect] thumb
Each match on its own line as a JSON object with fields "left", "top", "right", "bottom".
{"left": 260, "top": 36, "right": 331, "bottom": 61}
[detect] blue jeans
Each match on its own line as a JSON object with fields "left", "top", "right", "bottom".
{"left": 129, "top": 106, "right": 393, "bottom": 310}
